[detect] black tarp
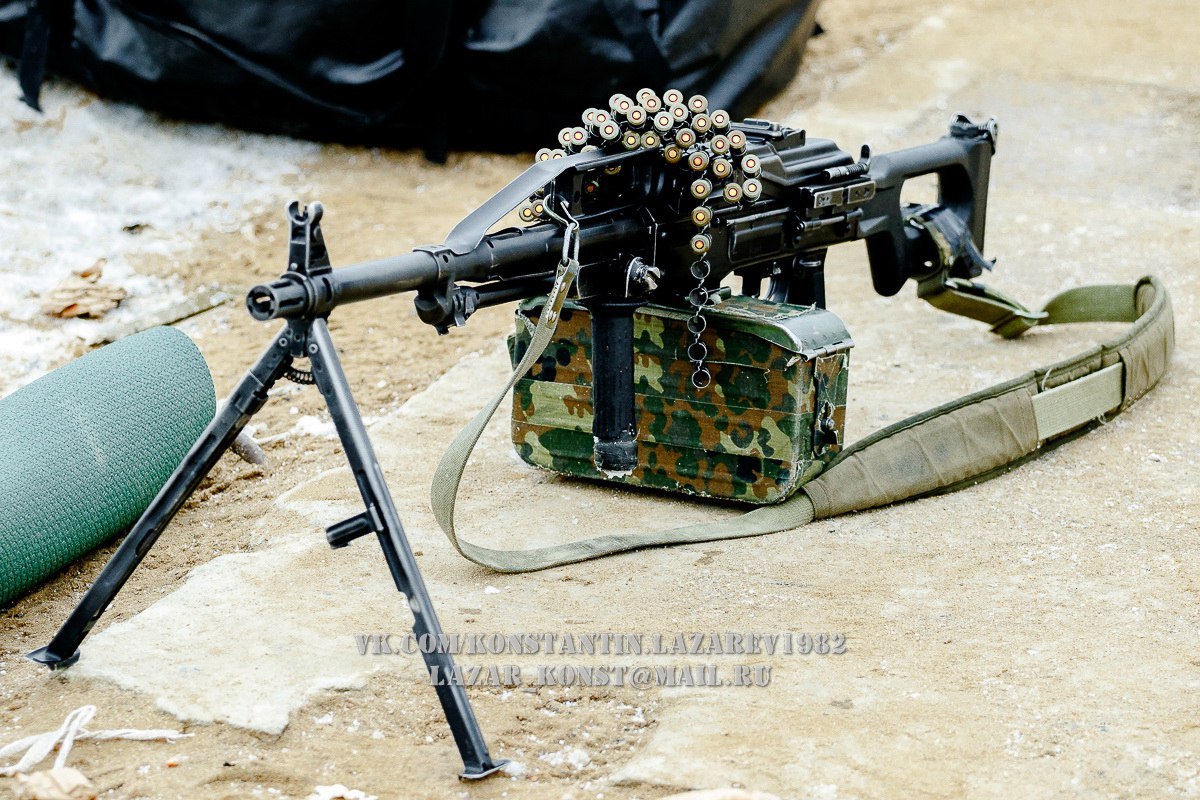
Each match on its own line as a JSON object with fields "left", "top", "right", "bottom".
{"left": 1, "top": 0, "right": 821, "bottom": 157}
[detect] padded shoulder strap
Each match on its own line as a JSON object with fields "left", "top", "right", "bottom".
{"left": 431, "top": 276, "right": 1174, "bottom": 572}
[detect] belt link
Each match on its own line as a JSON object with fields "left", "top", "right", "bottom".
{"left": 687, "top": 239, "right": 713, "bottom": 389}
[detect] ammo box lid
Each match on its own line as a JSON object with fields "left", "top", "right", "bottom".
{"left": 516, "top": 292, "right": 853, "bottom": 361}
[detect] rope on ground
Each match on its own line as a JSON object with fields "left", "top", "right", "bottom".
{"left": 0, "top": 705, "right": 191, "bottom": 776}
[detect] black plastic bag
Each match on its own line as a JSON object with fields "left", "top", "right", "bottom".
{"left": 1, "top": 0, "right": 820, "bottom": 156}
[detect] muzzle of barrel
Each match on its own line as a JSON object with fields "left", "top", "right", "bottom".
{"left": 246, "top": 274, "right": 311, "bottom": 321}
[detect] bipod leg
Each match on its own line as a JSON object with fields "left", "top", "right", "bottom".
{"left": 27, "top": 332, "right": 293, "bottom": 669}
{"left": 305, "top": 318, "right": 507, "bottom": 780}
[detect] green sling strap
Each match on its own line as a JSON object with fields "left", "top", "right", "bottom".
{"left": 430, "top": 273, "right": 1173, "bottom": 573}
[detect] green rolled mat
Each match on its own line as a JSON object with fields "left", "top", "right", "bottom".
{"left": 0, "top": 326, "right": 215, "bottom": 606}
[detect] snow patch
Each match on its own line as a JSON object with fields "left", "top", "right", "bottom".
{"left": 538, "top": 745, "right": 591, "bottom": 770}
{"left": 0, "top": 67, "right": 316, "bottom": 395}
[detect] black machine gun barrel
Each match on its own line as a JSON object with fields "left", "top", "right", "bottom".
{"left": 246, "top": 215, "right": 647, "bottom": 323}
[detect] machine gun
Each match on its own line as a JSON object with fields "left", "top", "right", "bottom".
{"left": 30, "top": 90, "right": 1012, "bottom": 778}
{"left": 246, "top": 97, "right": 1002, "bottom": 473}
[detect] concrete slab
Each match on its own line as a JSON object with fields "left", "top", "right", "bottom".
{"left": 74, "top": 343, "right": 724, "bottom": 734}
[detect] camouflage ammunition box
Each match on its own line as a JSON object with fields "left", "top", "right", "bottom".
{"left": 508, "top": 294, "right": 853, "bottom": 504}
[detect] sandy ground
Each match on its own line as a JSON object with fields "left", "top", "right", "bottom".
{"left": 2, "top": 0, "right": 1198, "bottom": 798}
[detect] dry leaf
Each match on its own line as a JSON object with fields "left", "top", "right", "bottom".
{"left": 13, "top": 767, "right": 96, "bottom": 800}
{"left": 39, "top": 260, "right": 127, "bottom": 319}
{"left": 77, "top": 259, "right": 106, "bottom": 281}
